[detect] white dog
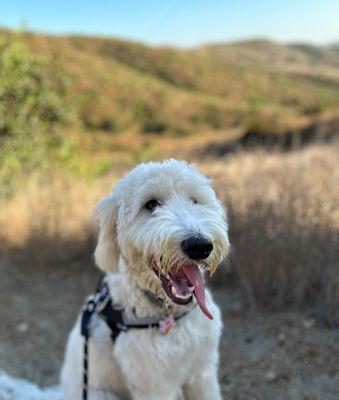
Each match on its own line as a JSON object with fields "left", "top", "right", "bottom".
{"left": 61, "top": 159, "right": 229, "bottom": 400}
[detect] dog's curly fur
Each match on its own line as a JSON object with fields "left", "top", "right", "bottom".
{"left": 61, "top": 159, "right": 229, "bottom": 400}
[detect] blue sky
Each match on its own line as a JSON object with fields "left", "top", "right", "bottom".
{"left": 1, "top": 0, "right": 339, "bottom": 46}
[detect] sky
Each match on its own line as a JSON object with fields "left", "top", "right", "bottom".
{"left": 1, "top": 0, "right": 339, "bottom": 47}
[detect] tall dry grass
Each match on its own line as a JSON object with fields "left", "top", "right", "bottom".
{"left": 0, "top": 171, "right": 121, "bottom": 265}
{"left": 1, "top": 144, "right": 338, "bottom": 321}
{"left": 203, "top": 144, "right": 339, "bottom": 323}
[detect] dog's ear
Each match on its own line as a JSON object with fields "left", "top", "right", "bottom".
{"left": 94, "top": 193, "right": 120, "bottom": 273}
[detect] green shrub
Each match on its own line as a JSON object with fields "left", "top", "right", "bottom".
{"left": 0, "top": 34, "right": 78, "bottom": 194}
{"left": 191, "top": 102, "right": 240, "bottom": 129}
{"left": 142, "top": 118, "right": 169, "bottom": 134}
{"left": 245, "top": 108, "right": 285, "bottom": 136}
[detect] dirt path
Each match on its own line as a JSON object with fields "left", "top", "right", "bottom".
{"left": 0, "top": 258, "right": 338, "bottom": 399}
{"left": 214, "top": 291, "right": 339, "bottom": 399}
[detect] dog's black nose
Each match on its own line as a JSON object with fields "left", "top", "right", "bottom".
{"left": 181, "top": 235, "right": 213, "bottom": 260}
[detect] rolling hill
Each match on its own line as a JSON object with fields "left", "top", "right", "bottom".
{"left": 2, "top": 30, "right": 335, "bottom": 136}
{"left": 1, "top": 28, "right": 339, "bottom": 139}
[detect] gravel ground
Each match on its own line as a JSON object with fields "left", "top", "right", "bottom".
{"left": 0, "top": 256, "right": 338, "bottom": 399}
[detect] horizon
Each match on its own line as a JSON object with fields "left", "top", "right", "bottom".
{"left": 1, "top": 25, "right": 338, "bottom": 49}
{"left": 1, "top": 0, "right": 338, "bottom": 47}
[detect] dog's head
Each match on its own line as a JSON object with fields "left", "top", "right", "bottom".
{"left": 94, "top": 159, "right": 229, "bottom": 319}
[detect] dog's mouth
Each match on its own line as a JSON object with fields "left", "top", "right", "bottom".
{"left": 151, "top": 258, "right": 213, "bottom": 320}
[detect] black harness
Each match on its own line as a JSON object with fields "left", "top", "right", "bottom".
{"left": 80, "top": 276, "right": 191, "bottom": 400}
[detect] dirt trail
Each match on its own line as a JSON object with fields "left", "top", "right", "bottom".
{"left": 0, "top": 257, "right": 338, "bottom": 399}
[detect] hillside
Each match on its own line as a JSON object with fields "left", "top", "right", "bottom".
{"left": 199, "top": 39, "right": 339, "bottom": 73}
{"left": 3, "top": 29, "right": 339, "bottom": 136}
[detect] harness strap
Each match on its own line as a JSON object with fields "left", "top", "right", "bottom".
{"left": 80, "top": 276, "right": 193, "bottom": 400}
{"left": 97, "top": 294, "right": 125, "bottom": 341}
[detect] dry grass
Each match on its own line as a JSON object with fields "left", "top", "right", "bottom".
{"left": 0, "top": 171, "right": 121, "bottom": 265}
{"left": 203, "top": 144, "right": 339, "bottom": 323}
{"left": 1, "top": 143, "right": 338, "bottom": 322}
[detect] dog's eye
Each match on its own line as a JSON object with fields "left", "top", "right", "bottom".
{"left": 145, "top": 199, "right": 160, "bottom": 211}
{"left": 191, "top": 197, "right": 198, "bottom": 205}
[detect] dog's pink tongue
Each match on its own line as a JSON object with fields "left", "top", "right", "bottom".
{"left": 181, "top": 264, "right": 214, "bottom": 320}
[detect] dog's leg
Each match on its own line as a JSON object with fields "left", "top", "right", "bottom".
{"left": 182, "top": 368, "right": 222, "bottom": 400}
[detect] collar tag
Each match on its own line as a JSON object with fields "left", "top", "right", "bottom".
{"left": 159, "top": 314, "right": 176, "bottom": 334}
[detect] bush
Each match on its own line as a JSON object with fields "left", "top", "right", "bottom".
{"left": 0, "top": 34, "right": 77, "bottom": 194}
{"left": 192, "top": 103, "right": 232, "bottom": 129}
{"left": 245, "top": 108, "right": 285, "bottom": 136}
